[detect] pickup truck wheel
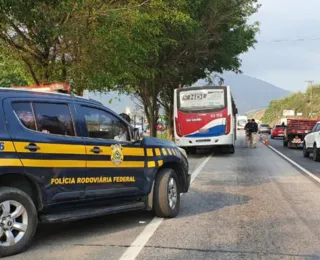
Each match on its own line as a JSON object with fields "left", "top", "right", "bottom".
{"left": 303, "top": 143, "right": 310, "bottom": 158}
{"left": 313, "top": 145, "right": 320, "bottom": 162}
{"left": 0, "top": 187, "right": 37, "bottom": 257}
{"left": 153, "top": 169, "right": 180, "bottom": 218}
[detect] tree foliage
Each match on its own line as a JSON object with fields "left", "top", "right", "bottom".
{"left": 261, "top": 85, "right": 320, "bottom": 125}
{"left": 0, "top": 0, "right": 260, "bottom": 137}
{"left": 0, "top": 42, "right": 30, "bottom": 87}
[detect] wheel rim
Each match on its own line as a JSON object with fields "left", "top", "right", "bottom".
{"left": 168, "top": 177, "right": 178, "bottom": 210}
{"left": 0, "top": 200, "right": 28, "bottom": 247}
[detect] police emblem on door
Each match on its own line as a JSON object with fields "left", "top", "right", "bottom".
{"left": 111, "top": 144, "right": 124, "bottom": 165}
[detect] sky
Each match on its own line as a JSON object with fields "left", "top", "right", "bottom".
{"left": 240, "top": 0, "right": 320, "bottom": 92}
{"left": 91, "top": 0, "right": 320, "bottom": 113}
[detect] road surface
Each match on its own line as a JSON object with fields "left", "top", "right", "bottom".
{"left": 6, "top": 132, "right": 320, "bottom": 260}
{"left": 269, "top": 136, "right": 320, "bottom": 177}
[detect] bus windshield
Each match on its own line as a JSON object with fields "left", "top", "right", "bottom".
{"left": 178, "top": 88, "right": 226, "bottom": 113}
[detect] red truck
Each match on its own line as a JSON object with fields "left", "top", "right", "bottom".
{"left": 283, "top": 119, "right": 318, "bottom": 148}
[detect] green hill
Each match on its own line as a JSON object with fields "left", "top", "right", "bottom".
{"left": 246, "top": 109, "right": 266, "bottom": 121}
{"left": 261, "top": 85, "right": 320, "bottom": 126}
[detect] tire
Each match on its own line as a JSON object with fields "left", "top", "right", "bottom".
{"left": 283, "top": 140, "right": 288, "bottom": 147}
{"left": 186, "top": 147, "right": 196, "bottom": 155}
{"left": 303, "top": 143, "right": 310, "bottom": 158}
{"left": 313, "top": 145, "right": 320, "bottom": 162}
{"left": 229, "top": 145, "right": 235, "bottom": 154}
{"left": 271, "top": 135, "right": 274, "bottom": 139}
{"left": 153, "top": 168, "right": 180, "bottom": 218}
{"left": 0, "top": 187, "right": 37, "bottom": 257}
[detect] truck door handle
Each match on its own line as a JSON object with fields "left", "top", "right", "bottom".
{"left": 90, "top": 147, "right": 102, "bottom": 154}
{"left": 24, "top": 143, "right": 40, "bottom": 152}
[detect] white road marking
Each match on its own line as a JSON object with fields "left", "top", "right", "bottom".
{"left": 118, "top": 154, "right": 212, "bottom": 260}
{"left": 268, "top": 145, "right": 320, "bottom": 184}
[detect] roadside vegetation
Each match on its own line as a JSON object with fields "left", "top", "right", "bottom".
{"left": 245, "top": 109, "right": 265, "bottom": 121}
{"left": 0, "top": 0, "right": 260, "bottom": 138}
{"left": 261, "top": 85, "right": 320, "bottom": 126}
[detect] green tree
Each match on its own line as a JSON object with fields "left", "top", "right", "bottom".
{"left": 0, "top": 43, "right": 30, "bottom": 87}
{"left": 0, "top": 0, "right": 151, "bottom": 93}
{"left": 156, "top": 0, "right": 260, "bottom": 139}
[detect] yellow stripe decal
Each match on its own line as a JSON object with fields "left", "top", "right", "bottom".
{"left": 147, "top": 149, "right": 154, "bottom": 157}
{"left": 122, "top": 147, "right": 145, "bottom": 156}
{"left": 0, "top": 141, "right": 16, "bottom": 152}
{"left": 86, "top": 146, "right": 144, "bottom": 156}
{"left": 155, "top": 148, "right": 161, "bottom": 156}
{"left": 158, "top": 160, "right": 164, "bottom": 167}
{"left": 87, "top": 161, "right": 144, "bottom": 168}
{"left": 172, "top": 149, "right": 177, "bottom": 155}
{"left": 15, "top": 142, "right": 86, "bottom": 154}
{"left": 21, "top": 159, "right": 85, "bottom": 168}
{"left": 13, "top": 142, "right": 144, "bottom": 156}
{"left": 0, "top": 159, "right": 23, "bottom": 167}
{"left": 147, "top": 161, "right": 156, "bottom": 168}
{"left": 167, "top": 149, "right": 172, "bottom": 155}
{"left": 161, "top": 148, "right": 167, "bottom": 156}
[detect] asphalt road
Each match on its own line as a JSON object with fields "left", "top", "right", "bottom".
{"left": 6, "top": 132, "right": 320, "bottom": 260}
{"left": 269, "top": 136, "right": 320, "bottom": 176}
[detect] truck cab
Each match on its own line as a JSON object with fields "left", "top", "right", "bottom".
{"left": 283, "top": 119, "right": 318, "bottom": 148}
{"left": 0, "top": 85, "right": 190, "bottom": 257}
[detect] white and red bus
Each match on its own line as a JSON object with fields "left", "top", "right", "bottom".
{"left": 173, "top": 86, "right": 238, "bottom": 153}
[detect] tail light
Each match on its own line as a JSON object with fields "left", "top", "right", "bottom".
{"left": 175, "top": 118, "right": 183, "bottom": 137}
{"left": 225, "top": 114, "right": 231, "bottom": 135}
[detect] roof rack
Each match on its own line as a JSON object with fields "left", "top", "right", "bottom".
{"left": 11, "top": 82, "right": 71, "bottom": 94}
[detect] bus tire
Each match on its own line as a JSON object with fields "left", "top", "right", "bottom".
{"left": 186, "top": 147, "right": 196, "bottom": 155}
{"left": 229, "top": 145, "right": 235, "bottom": 154}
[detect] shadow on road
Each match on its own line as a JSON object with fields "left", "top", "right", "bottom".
{"left": 30, "top": 210, "right": 154, "bottom": 249}
{"left": 179, "top": 189, "right": 251, "bottom": 218}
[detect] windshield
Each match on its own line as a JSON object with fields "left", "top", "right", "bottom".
{"left": 238, "top": 119, "right": 247, "bottom": 126}
{"left": 261, "top": 124, "right": 270, "bottom": 127}
{"left": 178, "top": 88, "right": 226, "bottom": 113}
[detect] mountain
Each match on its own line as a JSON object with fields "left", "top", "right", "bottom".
{"left": 88, "top": 73, "right": 291, "bottom": 115}
{"left": 194, "top": 72, "right": 291, "bottom": 114}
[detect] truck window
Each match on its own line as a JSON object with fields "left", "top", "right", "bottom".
{"left": 33, "top": 103, "right": 75, "bottom": 136}
{"left": 12, "top": 102, "right": 37, "bottom": 131}
{"left": 81, "top": 106, "right": 130, "bottom": 141}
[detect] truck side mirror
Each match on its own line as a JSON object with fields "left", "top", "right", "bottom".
{"left": 132, "top": 128, "right": 140, "bottom": 141}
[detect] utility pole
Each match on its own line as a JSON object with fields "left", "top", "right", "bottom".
{"left": 305, "top": 80, "right": 314, "bottom": 118}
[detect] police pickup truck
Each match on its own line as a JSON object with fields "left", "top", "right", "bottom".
{"left": 0, "top": 84, "right": 190, "bottom": 257}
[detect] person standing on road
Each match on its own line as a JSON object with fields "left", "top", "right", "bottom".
{"left": 251, "top": 119, "right": 258, "bottom": 148}
{"left": 244, "top": 119, "right": 253, "bottom": 148}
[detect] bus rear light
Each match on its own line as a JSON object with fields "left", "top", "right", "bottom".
{"left": 225, "top": 114, "right": 231, "bottom": 135}
{"left": 175, "top": 118, "right": 183, "bottom": 137}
